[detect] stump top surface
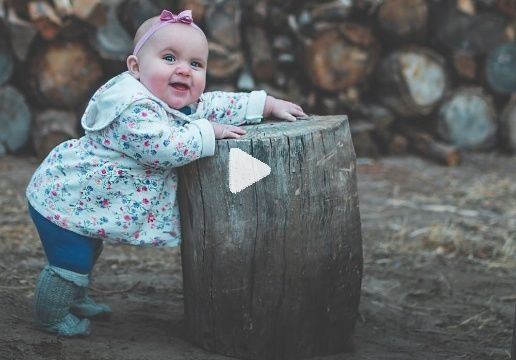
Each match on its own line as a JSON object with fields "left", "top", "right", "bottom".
{"left": 231, "top": 115, "right": 348, "bottom": 141}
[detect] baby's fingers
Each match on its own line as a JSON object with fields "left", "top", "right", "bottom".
{"left": 230, "top": 126, "right": 247, "bottom": 135}
{"left": 282, "top": 112, "right": 298, "bottom": 122}
{"left": 223, "top": 126, "right": 247, "bottom": 139}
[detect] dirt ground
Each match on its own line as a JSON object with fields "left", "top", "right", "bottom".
{"left": 0, "top": 152, "right": 515, "bottom": 360}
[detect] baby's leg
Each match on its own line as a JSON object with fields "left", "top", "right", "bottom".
{"left": 28, "top": 204, "right": 108, "bottom": 336}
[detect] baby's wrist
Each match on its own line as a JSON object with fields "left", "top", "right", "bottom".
{"left": 264, "top": 96, "right": 275, "bottom": 117}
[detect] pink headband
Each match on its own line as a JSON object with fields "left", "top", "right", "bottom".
{"left": 133, "top": 10, "right": 201, "bottom": 55}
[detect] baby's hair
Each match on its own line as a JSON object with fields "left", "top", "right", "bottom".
{"left": 133, "top": 16, "right": 160, "bottom": 49}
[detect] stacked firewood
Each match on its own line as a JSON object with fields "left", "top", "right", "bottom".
{"left": 1, "top": 0, "right": 516, "bottom": 165}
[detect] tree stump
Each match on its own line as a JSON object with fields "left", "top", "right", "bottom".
{"left": 178, "top": 115, "right": 363, "bottom": 360}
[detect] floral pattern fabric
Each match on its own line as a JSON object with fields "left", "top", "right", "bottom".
{"left": 26, "top": 72, "right": 266, "bottom": 247}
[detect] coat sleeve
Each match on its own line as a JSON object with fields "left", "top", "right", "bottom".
{"left": 95, "top": 99, "right": 215, "bottom": 168}
{"left": 201, "top": 90, "right": 267, "bottom": 125}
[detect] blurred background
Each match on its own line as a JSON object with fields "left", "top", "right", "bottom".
{"left": 0, "top": 0, "right": 515, "bottom": 164}
{"left": 0, "top": 2, "right": 516, "bottom": 359}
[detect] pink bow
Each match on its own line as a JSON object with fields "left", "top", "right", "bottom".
{"left": 159, "top": 10, "right": 193, "bottom": 24}
{"left": 133, "top": 9, "right": 199, "bottom": 55}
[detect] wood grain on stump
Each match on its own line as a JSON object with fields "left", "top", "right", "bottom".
{"left": 178, "top": 115, "right": 363, "bottom": 360}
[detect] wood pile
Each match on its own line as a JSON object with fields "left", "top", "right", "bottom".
{"left": 1, "top": 0, "right": 516, "bottom": 165}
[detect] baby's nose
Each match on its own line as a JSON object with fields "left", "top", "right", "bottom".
{"left": 175, "top": 63, "right": 191, "bottom": 76}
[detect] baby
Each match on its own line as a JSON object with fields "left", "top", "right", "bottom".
{"left": 26, "top": 9, "right": 306, "bottom": 337}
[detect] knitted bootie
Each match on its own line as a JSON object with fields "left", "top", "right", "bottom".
{"left": 33, "top": 266, "right": 91, "bottom": 337}
{"left": 71, "top": 288, "right": 112, "bottom": 320}
{"left": 70, "top": 242, "right": 112, "bottom": 319}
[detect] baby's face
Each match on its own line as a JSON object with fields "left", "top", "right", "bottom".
{"left": 135, "top": 24, "right": 208, "bottom": 110}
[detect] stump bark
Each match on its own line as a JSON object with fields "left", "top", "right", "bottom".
{"left": 178, "top": 115, "right": 363, "bottom": 360}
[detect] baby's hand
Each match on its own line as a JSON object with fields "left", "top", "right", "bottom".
{"left": 264, "top": 96, "right": 307, "bottom": 122}
{"left": 211, "top": 122, "right": 247, "bottom": 139}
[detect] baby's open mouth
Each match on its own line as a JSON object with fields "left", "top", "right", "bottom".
{"left": 171, "top": 83, "right": 189, "bottom": 91}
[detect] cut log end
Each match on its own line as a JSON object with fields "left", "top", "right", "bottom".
{"left": 437, "top": 87, "right": 498, "bottom": 150}
{"left": 376, "top": 47, "right": 448, "bottom": 117}
{"left": 0, "top": 86, "right": 32, "bottom": 154}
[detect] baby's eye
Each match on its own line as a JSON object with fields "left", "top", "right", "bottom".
{"left": 163, "top": 54, "right": 176, "bottom": 63}
{"left": 191, "top": 61, "right": 203, "bottom": 69}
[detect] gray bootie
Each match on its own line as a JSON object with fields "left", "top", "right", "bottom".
{"left": 71, "top": 287, "right": 112, "bottom": 320}
{"left": 70, "top": 242, "right": 112, "bottom": 319}
{"left": 33, "top": 266, "right": 91, "bottom": 337}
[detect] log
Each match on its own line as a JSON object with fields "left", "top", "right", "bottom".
{"left": 387, "top": 134, "right": 409, "bottom": 155}
{"left": 500, "top": 96, "right": 516, "bottom": 153}
{"left": 53, "top": 0, "right": 73, "bottom": 17}
{"left": 90, "top": 0, "right": 132, "bottom": 62}
{"left": 5, "top": 7, "right": 38, "bottom": 62}
{"left": 485, "top": 41, "right": 516, "bottom": 94}
{"left": 452, "top": 50, "right": 477, "bottom": 81}
{"left": 0, "top": 86, "right": 32, "bottom": 155}
{"left": 354, "top": 102, "right": 395, "bottom": 151}
{"left": 399, "top": 126, "right": 461, "bottom": 166}
{"left": 72, "top": 0, "right": 107, "bottom": 27}
{"left": 350, "top": 119, "right": 380, "bottom": 158}
{"left": 27, "top": 40, "right": 103, "bottom": 108}
{"left": 178, "top": 115, "right": 363, "bottom": 360}
{"left": 244, "top": 25, "right": 277, "bottom": 82}
{"left": 497, "top": 0, "right": 516, "bottom": 19}
{"left": 205, "top": 0, "right": 244, "bottom": 80}
{"left": 433, "top": 6, "right": 509, "bottom": 55}
{"left": 0, "top": 28, "right": 14, "bottom": 86}
{"left": 117, "top": 0, "right": 160, "bottom": 37}
{"left": 511, "top": 307, "right": 516, "bottom": 359}
{"left": 27, "top": 0, "right": 62, "bottom": 40}
{"left": 298, "top": 1, "right": 354, "bottom": 24}
{"left": 177, "top": 0, "right": 207, "bottom": 23}
{"left": 32, "top": 108, "right": 79, "bottom": 158}
{"left": 205, "top": 0, "right": 242, "bottom": 50}
{"left": 376, "top": 0, "right": 428, "bottom": 45}
{"left": 375, "top": 46, "right": 448, "bottom": 117}
{"left": 207, "top": 42, "right": 244, "bottom": 80}
{"left": 305, "top": 23, "right": 378, "bottom": 92}
{"left": 436, "top": 86, "right": 498, "bottom": 150}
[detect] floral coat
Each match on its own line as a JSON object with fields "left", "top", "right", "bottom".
{"left": 26, "top": 71, "right": 266, "bottom": 247}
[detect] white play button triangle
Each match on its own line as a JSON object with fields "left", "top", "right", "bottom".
{"left": 229, "top": 148, "right": 271, "bottom": 194}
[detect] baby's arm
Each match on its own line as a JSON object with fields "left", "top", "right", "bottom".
{"left": 103, "top": 100, "right": 215, "bottom": 168}
{"left": 202, "top": 91, "right": 307, "bottom": 127}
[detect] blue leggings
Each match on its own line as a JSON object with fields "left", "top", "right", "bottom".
{"left": 28, "top": 204, "right": 102, "bottom": 274}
